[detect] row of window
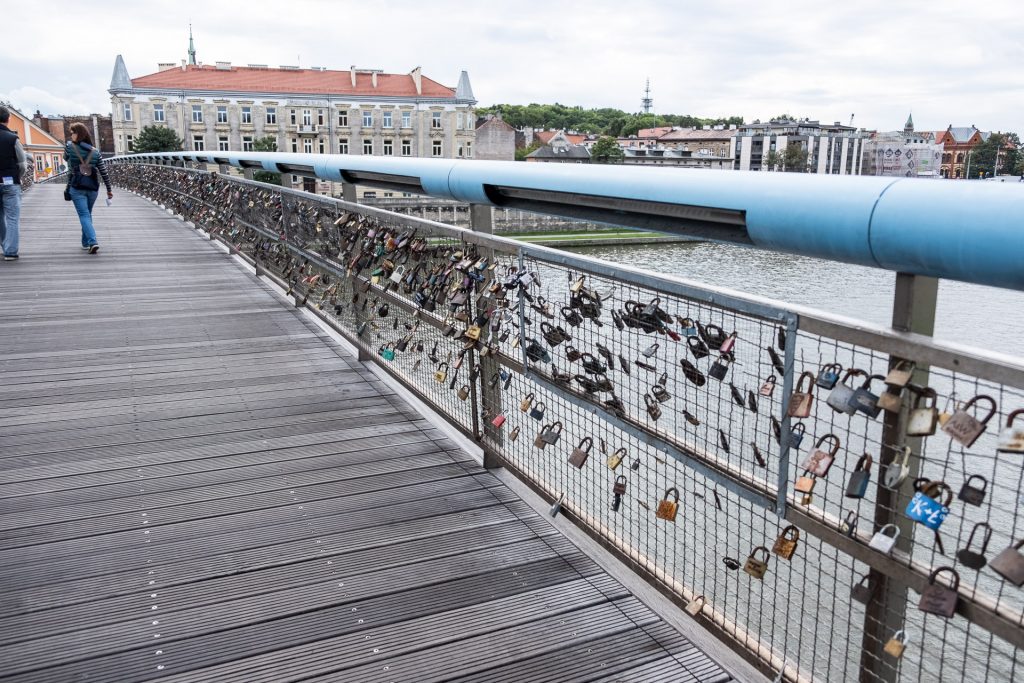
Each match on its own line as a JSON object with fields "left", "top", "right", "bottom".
{"left": 124, "top": 103, "right": 458, "bottom": 130}
{"left": 187, "top": 135, "right": 472, "bottom": 158}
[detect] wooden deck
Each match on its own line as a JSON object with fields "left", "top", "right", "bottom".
{"left": 0, "top": 185, "right": 735, "bottom": 682}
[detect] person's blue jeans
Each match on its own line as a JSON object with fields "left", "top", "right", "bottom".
{"left": 0, "top": 182, "right": 22, "bottom": 256}
{"left": 69, "top": 186, "right": 99, "bottom": 247}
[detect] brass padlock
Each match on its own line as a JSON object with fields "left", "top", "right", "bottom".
{"left": 434, "top": 362, "right": 448, "bottom": 383}
{"left": 509, "top": 426, "right": 521, "bottom": 442}
{"left": 997, "top": 409, "right": 1024, "bottom": 453}
{"left": 568, "top": 437, "right": 594, "bottom": 469}
{"left": 772, "top": 525, "right": 799, "bottom": 560}
{"left": 883, "top": 630, "right": 909, "bottom": 658}
{"left": 918, "top": 567, "right": 959, "bottom": 618}
{"left": 885, "top": 360, "right": 916, "bottom": 388}
{"left": 794, "top": 473, "right": 816, "bottom": 494}
{"left": 743, "top": 546, "right": 770, "bottom": 579}
{"left": 877, "top": 389, "right": 903, "bottom": 414}
{"left": 942, "top": 394, "right": 997, "bottom": 448}
{"left": 465, "top": 324, "right": 481, "bottom": 341}
{"left": 607, "top": 447, "right": 627, "bottom": 470}
{"left": 656, "top": 487, "right": 679, "bottom": 521}
{"left": 800, "top": 433, "right": 841, "bottom": 478}
{"left": 519, "top": 392, "right": 535, "bottom": 413}
{"left": 457, "top": 384, "right": 470, "bottom": 401}
{"left": 787, "top": 371, "right": 815, "bottom": 418}
{"left": 685, "top": 595, "right": 705, "bottom": 617}
{"left": 990, "top": 538, "right": 1024, "bottom": 586}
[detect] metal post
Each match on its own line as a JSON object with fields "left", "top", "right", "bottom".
{"left": 341, "top": 182, "right": 357, "bottom": 203}
{"left": 858, "top": 272, "right": 937, "bottom": 683}
{"left": 471, "top": 203, "right": 503, "bottom": 469}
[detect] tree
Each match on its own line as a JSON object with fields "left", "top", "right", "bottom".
{"left": 763, "top": 150, "right": 783, "bottom": 171}
{"left": 251, "top": 136, "right": 281, "bottom": 185}
{"left": 590, "top": 136, "right": 624, "bottom": 164}
{"left": 132, "top": 125, "right": 182, "bottom": 153}
{"left": 782, "top": 145, "right": 809, "bottom": 172}
{"left": 968, "top": 132, "right": 1021, "bottom": 179}
{"left": 475, "top": 103, "right": 744, "bottom": 138}
{"left": 514, "top": 141, "right": 541, "bottom": 162}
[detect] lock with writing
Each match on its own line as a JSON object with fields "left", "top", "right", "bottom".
{"left": 568, "top": 437, "right": 593, "bottom": 469}
{"left": 848, "top": 374, "right": 885, "bottom": 418}
{"left": 542, "top": 421, "right": 563, "bottom": 445}
{"left": 772, "top": 525, "right": 800, "bottom": 560}
{"left": 990, "top": 538, "right": 1024, "bottom": 586}
{"left": 884, "top": 630, "right": 909, "bottom": 658}
{"left": 906, "top": 386, "right": 939, "bottom": 436}
{"left": 685, "top": 595, "right": 705, "bottom": 617}
{"left": 918, "top": 567, "right": 960, "bottom": 618}
{"left": 465, "top": 324, "right": 481, "bottom": 341}
{"left": 816, "top": 362, "right": 843, "bottom": 390}
{"left": 885, "top": 359, "right": 916, "bottom": 388}
{"left": 851, "top": 573, "right": 876, "bottom": 604}
{"left": 607, "top": 447, "right": 627, "bottom": 470}
{"left": 869, "top": 524, "right": 901, "bottom": 555}
{"left": 759, "top": 375, "right": 777, "bottom": 397}
{"left": 612, "top": 475, "right": 627, "bottom": 496}
{"left": 519, "top": 393, "right": 535, "bottom": 413}
{"left": 787, "top": 371, "right": 816, "bottom": 418}
{"left": 957, "top": 522, "right": 992, "bottom": 570}
{"left": 434, "top": 362, "right": 449, "bottom": 383}
{"left": 905, "top": 480, "right": 952, "bottom": 531}
{"left": 846, "top": 453, "right": 873, "bottom": 498}
{"left": 942, "top": 394, "right": 997, "bottom": 448}
{"left": 529, "top": 402, "right": 547, "bottom": 421}
{"left": 958, "top": 474, "right": 987, "bottom": 506}
{"left": 656, "top": 487, "right": 679, "bottom": 521}
{"left": 883, "top": 446, "right": 912, "bottom": 489}
{"left": 490, "top": 412, "right": 506, "bottom": 428}
{"left": 800, "top": 433, "right": 841, "bottom": 478}
{"left": 827, "top": 368, "right": 865, "bottom": 415}
{"left": 743, "top": 546, "right": 771, "bottom": 579}
{"left": 997, "top": 409, "right": 1024, "bottom": 453}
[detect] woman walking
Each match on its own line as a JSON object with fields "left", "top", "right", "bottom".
{"left": 64, "top": 123, "right": 112, "bottom": 254}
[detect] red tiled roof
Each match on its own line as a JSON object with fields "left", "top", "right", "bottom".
{"left": 637, "top": 126, "right": 672, "bottom": 138}
{"left": 534, "top": 130, "right": 587, "bottom": 145}
{"left": 130, "top": 65, "right": 455, "bottom": 97}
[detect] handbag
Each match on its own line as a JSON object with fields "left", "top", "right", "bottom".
{"left": 63, "top": 187, "right": 72, "bottom": 201}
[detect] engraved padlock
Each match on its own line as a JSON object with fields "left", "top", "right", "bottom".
{"left": 759, "top": 375, "right": 777, "bottom": 397}
{"left": 800, "top": 433, "right": 841, "bottom": 478}
{"left": 845, "top": 453, "right": 873, "bottom": 498}
{"left": 656, "top": 487, "right": 679, "bottom": 521}
{"left": 997, "top": 409, "right": 1024, "bottom": 453}
{"left": 827, "top": 368, "right": 865, "bottom": 415}
{"left": 906, "top": 386, "right": 939, "bottom": 436}
{"left": 607, "top": 447, "right": 627, "bottom": 470}
{"left": 772, "top": 525, "right": 800, "bottom": 560}
{"left": 568, "top": 437, "right": 593, "bottom": 469}
{"left": 957, "top": 474, "right": 987, "bottom": 506}
{"left": 816, "top": 362, "right": 843, "bottom": 390}
{"left": 942, "top": 394, "right": 997, "bottom": 448}
{"left": 905, "top": 480, "right": 952, "bottom": 531}
{"left": 869, "top": 524, "right": 900, "bottom": 555}
{"left": 883, "top": 630, "right": 909, "bottom": 658}
{"left": 957, "top": 522, "right": 992, "bottom": 570}
{"left": 612, "top": 474, "right": 627, "bottom": 496}
{"left": 743, "top": 546, "right": 770, "bottom": 579}
{"left": 787, "top": 371, "right": 816, "bottom": 418}
{"left": 918, "top": 567, "right": 959, "bottom": 618}
{"left": 990, "top": 538, "right": 1024, "bottom": 586}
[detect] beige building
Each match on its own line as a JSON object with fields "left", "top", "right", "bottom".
{"left": 109, "top": 48, "right": 477, "bottom": 194}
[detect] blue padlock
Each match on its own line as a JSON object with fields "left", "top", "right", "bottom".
{"left": 816, "top": 362, "right": 842, "bottom": 390}
{"left": 679, "top": 317, "right": 698, "bottom": 337}
{"left": 905, "top": 481, "right": 952, "bottom": 531}
{"left": 789, "top": 422, "right": 807, "bottom": 449}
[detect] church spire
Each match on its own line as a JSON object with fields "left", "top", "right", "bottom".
{"left": 904, "top": 112, "right": 914, "bottom": 133}
{"left": 188, "top": 24, "right": 197, "bottom": 65}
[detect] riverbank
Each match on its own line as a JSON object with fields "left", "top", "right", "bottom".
{"left": 501, "top": 229, "right": 699, "bottom": 248}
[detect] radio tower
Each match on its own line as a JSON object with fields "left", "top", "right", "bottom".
{"left": 641, "top": 79, "right": 653, "bottom": 114}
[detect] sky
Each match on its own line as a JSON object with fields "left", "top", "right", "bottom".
{"left": 2, "top": 0, "right": 1022, "bottom": 133}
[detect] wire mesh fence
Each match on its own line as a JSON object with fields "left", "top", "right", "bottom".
{"left": 111, "top": 162, "right": 1024, "bottom": 683}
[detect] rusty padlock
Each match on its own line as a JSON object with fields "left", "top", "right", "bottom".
{"left": 743, "top": 546, "right": 771, "bottom": 579}
{"left": 612, "top": 475, "right": 627, "bottom": 496}
{"left": 567, "top": 437, "right": 593, "bottom": 469}
{"left": 787, "top": 371, "right": 816, "bottom": 418}
{"left": 918, "top": 567, "right": 960, "bottom": 618}
{"left": 542, "top": 420, "right": 563, "bottom": 445}
{"left": 942, "top": 394, "right": 997, "bottom": 448}
{"left": 772, "top": 525, "right": 800, "bottom": 560}
{"left": 759, "top": 375, "right": 777, "bottom": 397}
{"left": 885, "top": 360, "right": 916, "bottom": 388}
{"left": 534, "top": 423, "right": 551, "bottom": 449}
{"left": 800, "top": 433, "right": 841, "bottom": 478}
{"left": 997, "top": 409, "right": 1024, "bottom": 453}
{"left": 794, "top": 472, "right": 816, "bottom": 494}
{"left": 656, "top": 487, "right": 679, "bottom": 521}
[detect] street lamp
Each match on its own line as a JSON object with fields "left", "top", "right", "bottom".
{"left": 965, "top": 149, "right": 972, "bottom": 179}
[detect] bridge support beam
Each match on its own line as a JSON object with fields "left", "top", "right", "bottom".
{"left": 471, "top": 203, "right": 502, "bottom": 470}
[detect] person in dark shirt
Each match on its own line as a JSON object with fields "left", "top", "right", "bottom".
{"left": 0, "top": 105, "right": 29, "bottom": 261}
{"left": 64, "top": 122, "right": 112, "bottom": 254}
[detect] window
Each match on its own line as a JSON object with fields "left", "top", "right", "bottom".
{"left": 318, "top": 138, "right": 325, "bottom": 153}
{"left": 242, "top": 136, "right": 254, "bottom": 152}
{"left": 457, "top": 112, "right": 464, "bottom": 130}
{"left": 383, "top": 111, "right": 392, "bottom": 128}
{"left": 401, "top": 111, "right": 411, "bottom": 128}
{"left": 126, "top": 134, "right": 134, "bottom": 152}
{"left": 153, "top": 104, "right": 164, "bottom": 122}
{"left": 363, "top": 110, "right": 373, "bottom": 127}
{"left": 192, "top": 105, "right": 203, "bottom": 123}
{"left": 303, "top": 138, "right": 313, "bottom": 153}
{"left": 302, "top": 109, "right": 312, "bottom": 126}
{"left": 338, "top": 110, "right": 348, "bottom": 126}
{"left": 431, "top": 111, "right": 442, "bottom": 129}
{"left": 401, "top": 139, "right": 411, "bottom": 156}
{"left": 363, "top": 191, "right": 377, "bottom": 199}
{"left": 123, "top": 102, "right": 132, "bottom": 121}
{"left": 339, "top": 138, "right": 349, "bottom": 154}
{"left": 192, "top": 134, "right": 205, "bottom": 151}
{"left": 465, "top": 141, "right": 472, "bottom": 158}
{"left": 241, "top": 106, "right": 252, "bottom": 124}
{"left": 432, "top": 139, "right": 442, "bottom": 157}
{"left": 290, "top": 138, "right": 298, "bottom": 153}
{"left": 217, "top": 106, "right": 228, "bottom": 124}
{"left": 383, "top": 192, "right": 393, "bottom": 198}
{"left": 383, "top": 139, "right": 393, "bottom": 156}
{"left": 317, "top": 110, "right": 324, "bottom": 126}
{"left": 363, "top": 138, "right": 373, "bottom": 155}
{"left": 36, "top": 156, "right": 44, "bottom": 172}
{"left": 290, "top": 110, "right": 297, "bottom": 125}
{"left": 218, "top": 136, "right": 229, "bottom": 151}
{"left": 266, "top": 107, "right": 277, "bottom": 125}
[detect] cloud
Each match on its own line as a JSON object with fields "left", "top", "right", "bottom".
{"left": 1, "top": 86, "right": 94, "bottom": 117}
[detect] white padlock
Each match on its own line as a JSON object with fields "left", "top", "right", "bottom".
{"left": 997, "top": 410, "right": 1024, "bottom": 454}
{"left": 869, "top": 523, "right": 901, "bottom": 555}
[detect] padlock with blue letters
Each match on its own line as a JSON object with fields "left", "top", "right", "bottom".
{"left": 905, "top": 480, "right": 952, "bottom": 531}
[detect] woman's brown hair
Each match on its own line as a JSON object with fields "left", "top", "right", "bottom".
{"left": 69, "top": 122, "right": 93, "bottom": 146}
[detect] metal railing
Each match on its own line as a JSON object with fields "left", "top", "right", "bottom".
{"left": 109, "top": 161, "right": 1024, "bottom": 683}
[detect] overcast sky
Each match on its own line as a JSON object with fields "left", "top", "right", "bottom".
{"left": 2, "top": 0, "right": 1021, "bottom": 133}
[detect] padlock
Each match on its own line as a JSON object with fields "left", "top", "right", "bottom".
{"left": 942, "top": 394, "right": 997, "bottom": 448}
{"left": 656, "top": 487, "right": 679, "bottom": 521}
{"left": 642, "top": 342, "right": 660, "bottom": 358}
{"left": 719, "top": 331, "right": 738, "bottom": 354}
{"left": 688, "top": 336, "right": 710, "bottom": 360}
{"left": 816, "top": 362, "right": 843, "bottom": 390}
{"left": 997, "top": 409, "right": 1024, "bottom": 453}
{"left": 651, "top": 384, "right": 671, "bottom": 403}
{"left": 708, "top": 358, "right": 730, "bottom": 381}
{"left": 827, "top": 368, "right": 865, "bottom": 414}
{"left": 569, "top": 275, "right": 585, "bottom": 294}
{"left": 883, "top": 630, "right": 909, "bottom": 658}
{"left": 680, "top": 359, "right": 706, "bottom": 387}
{"left": 434, "top": 362, "right": 449, "bottom": 383}
{"left": 457, "top": 384, "right": 470, "bottom": 401}
{"left": 722, "top": 556, "right": 741, "bottom": 571}
{"left": 379, "top": 344, "right": 396, "bottom": 361}
{"left": 678, "top": 317, "right": 698, "bottom": 337}
{"left": 957, "top": 474, "right": 987, "bottom": 506}
{"left": 794, "top": 473, "right": 816, "bottom": 494}
{"left": 465, "top": 324, "right": 481, "bottom": 341}
{"left": 759, "top": 375, "right": 777, "bottom": 397}
{"left": 788, "top": 422, "right": 806, "bottom": 449}
{"left": 612, "top": 475, "right": 627, "bottom": 496}
{"left": 645, "top": 394, "right": 662, "bottom": 421}
{"left": 800, "top": 433, "right": 841, "bottom": 478}
{"left": 520, "top": 393, "right": 535, "bottom": 413}
{"left": 845, "top": 454, "right": 873, "bottom": 498}
{"left": 885, "top": 360, "right": 916, "bottom": 388}
{"left": 389, "top": 264, "right": 405, "bottom": 284}
{"left": 491, "top": 413, "right": 506, "bottom": 428}
{"left": 851, "top": 573, "right": 876, "bottom": 604}
{"left": 840, "top": 509, "right": 859, "bottom": 537}
{"left": 542, "top": 421, "right": 563, "bottom": 445}
{"left": 743, "top": 546, "right": 771, "bottom": 579}
{"left": 848, "top": 374, "right": 885, "bottom": 418}
{"left": 568, "top": 437, "right": 594, "bottom": 469}
{"left": 990, "top": 538, "right": 1024, "bottom": 586}
{"left": 509, "top": 426, "right": 521, "bottom": 442}
{"left": 772, "top": 525, "right": 800, "bottom": 560}
{"left": 534, "top": 424, "right": 551, "bottom": 449}
{"left": 685, "top": 595, "right": 705, "bottom": 617}
{"left": 869, "top": 524, "right": 901, "bottom": 555}
{"left": 607, "top": 447, "right": 627, "bottom": 470}
{"left": 883, "top": 446, "right": 912, "bottom": 489}
{"left": 787, "top": 371, "right": 816, "bottom": 418}
{"left": 957, "top": 522, "right": 992, "bottom": 570}
{"left": 529, "top": 402, "right": 547, "bottom": 421}
{"left": 877, "top": 389, "right": 903, "bottom": 414}
{"left": 565, "top": 345, "right": 583, "bottom": 363}
{"left": 905, "top": 481, "right": 952, "bottom": 531}
{"left": 918, "top": 567, "right": 960, "bottom": 618}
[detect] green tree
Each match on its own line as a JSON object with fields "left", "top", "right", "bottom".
{"left": 590, "top": 136, "right": 624, "bottom": 164}
{"left": 968, "top": 132, "right": 1021, "bottom": 179}
{"left": 475, "top": 103, "right": 744, "bottom": 137}
{"left": 251, "top": 136, "right": 281, "bottom": 185}
{"left": 763, "top": 149, "right": 783, "bottom": 171}
{"left": 514, "top": 141, "right": 541, "bottom": 162}
{"left": 782, "top": 144, "right": 809, "bottom": 172}
{"left": 132, "top": 125, "right": 183, "bottom": 153}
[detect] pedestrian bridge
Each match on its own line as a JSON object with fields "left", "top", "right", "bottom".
{"left": 0, "top": 184, "right": 742, "bottom": 682}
